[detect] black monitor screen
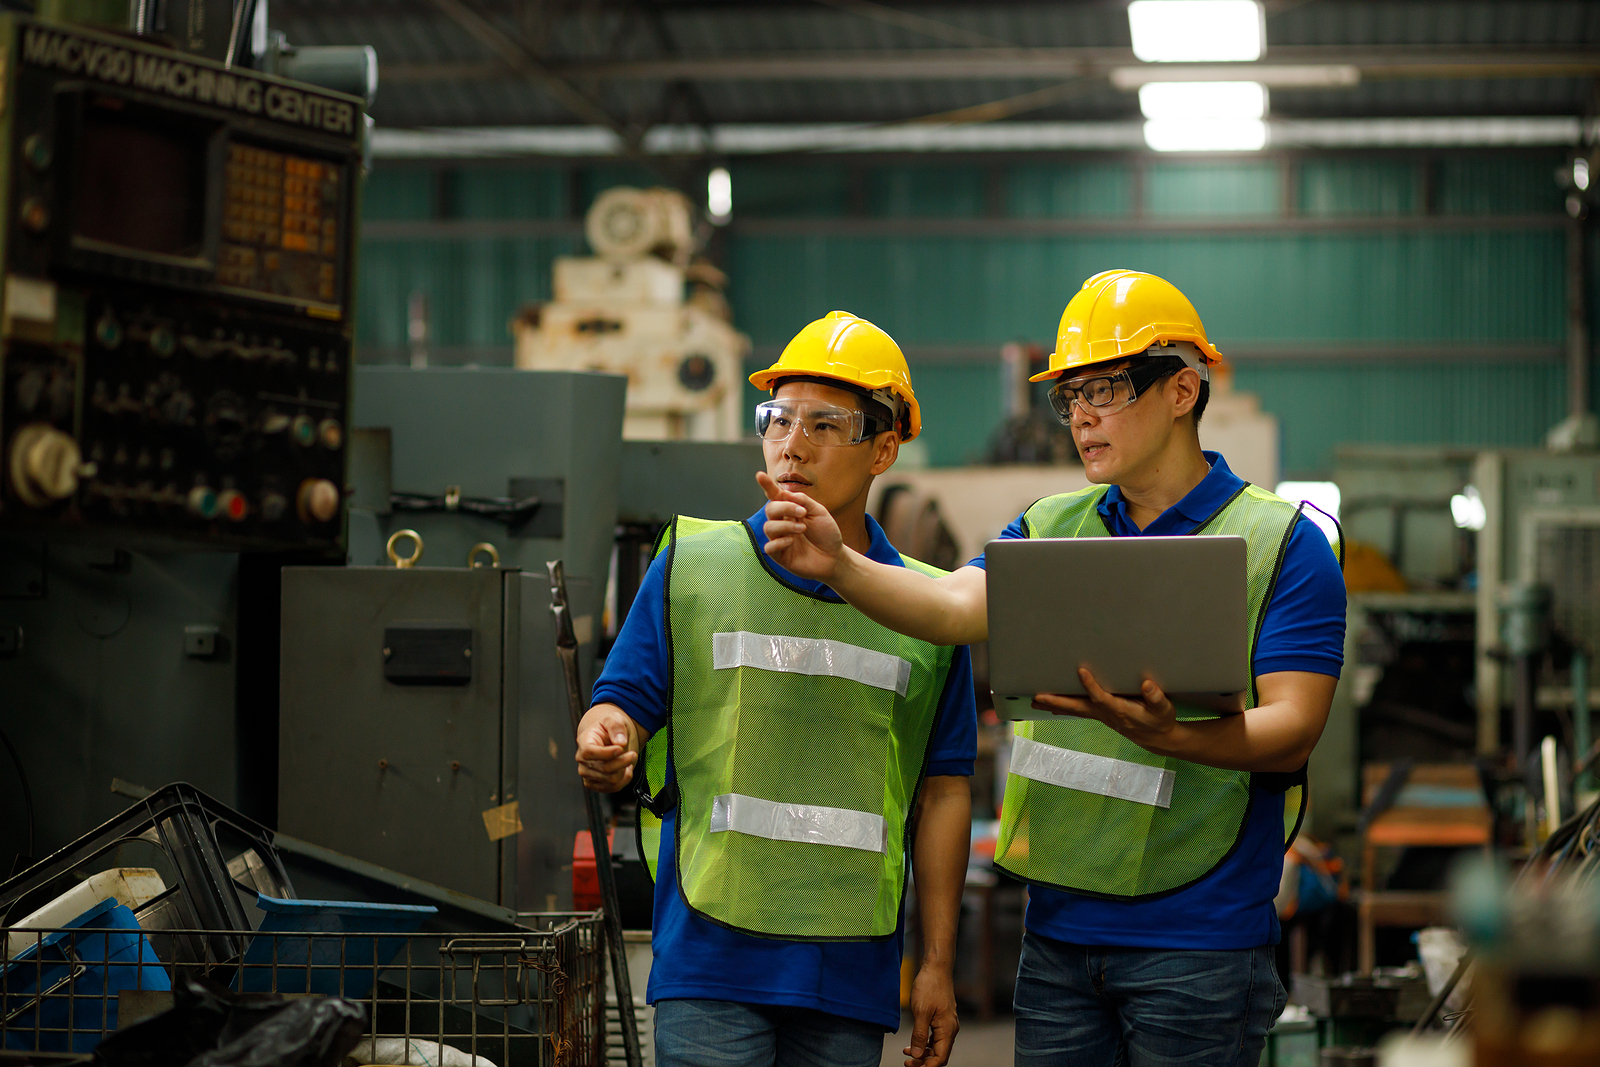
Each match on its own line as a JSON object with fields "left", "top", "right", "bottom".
{"left": 75, "top": 103, "right": 211, "bottom": 259}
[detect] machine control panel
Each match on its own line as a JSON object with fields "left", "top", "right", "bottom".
{"left": 0, "top": 16, "right": 363, "bottom": 550}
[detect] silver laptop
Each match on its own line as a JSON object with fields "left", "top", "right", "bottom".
{"left": 985, "top": 536, "right": 1249, "bottom": 720}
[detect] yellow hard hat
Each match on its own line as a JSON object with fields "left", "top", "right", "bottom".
{"left": 749, "top": 311, "right": 922, "bottom": 441}
{"left": 1030, "top": 270, "right": 1224, "bottom": 383}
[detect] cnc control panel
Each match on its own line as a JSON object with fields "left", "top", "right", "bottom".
{"left": 0, "top": 16, "right": 363, "bottom": 550}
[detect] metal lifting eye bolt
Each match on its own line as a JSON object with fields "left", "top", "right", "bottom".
{"left": 386, "top": 529, "right": 423, "bottom": 568}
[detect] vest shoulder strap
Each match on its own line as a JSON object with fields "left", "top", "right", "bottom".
{"left": 655, "top": 514, "right": 741, "bottom": 557}
{"left": 1023, "top": 485, "right": 1111, "bottom": 539}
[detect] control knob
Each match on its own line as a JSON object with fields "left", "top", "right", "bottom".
{"left": 297, "top": 478, "right": 341, "bottom": 524}
{"left": 9, "top": 424, "right": 88, "bottom": 507}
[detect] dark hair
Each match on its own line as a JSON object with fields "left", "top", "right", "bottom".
{"left": 1144, "top": 356, "right": 1210, "bottom": 428}
{"left": 770, "top": 375, "right": 898, "bottom": 437}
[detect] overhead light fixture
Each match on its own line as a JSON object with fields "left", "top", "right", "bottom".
{"left": 1128, "top": 0, "right": 1264, "bottom": 63}
{"left": 1451, "top": 485, "right": 1487, "bottom": 532}
{"left": 1111, "top": 65, "right": 1358, "bottom": 90}
{"left": 707, "top": 166, "right": 732, "bottom": 222}
{"left": 1140, "top": 81, "right": 1267, "bottom": 151}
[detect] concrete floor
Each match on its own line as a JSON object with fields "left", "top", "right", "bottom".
{"left": 881, "top": 1014, "right": 1015, "bottom": 1066}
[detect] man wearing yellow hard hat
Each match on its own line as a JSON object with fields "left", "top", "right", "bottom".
{"left": 762, "top": 273, "right": 1346, "bottom": 1066}
{"left": 575, "top": 311, "right": 977, "bottom": 1067}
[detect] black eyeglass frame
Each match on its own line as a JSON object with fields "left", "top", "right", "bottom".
{"left": 1046, "top": 361, "right": 1180, "bottom": 424}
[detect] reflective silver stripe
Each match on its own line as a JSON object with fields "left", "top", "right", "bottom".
{"left": 1009, "top": 735, "right": 1175, "bottom": 809}
{"left": 709, "top": 793, "right": 887, "bottom": 853}
{"left": 712, "top": 631, "right": 911, "bottom": 697}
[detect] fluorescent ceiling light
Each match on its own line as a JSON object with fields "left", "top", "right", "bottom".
{"left": 1144, "top": 118, "right": 1267, "bottom": 151}
{"left": 1128, "top": 0, "right": 1264, "bottom": 63}
{"left": 1139, "top": 81, "right": 1266, "bottom": 121}
{"left": 707, "top": 166, "right": 732, "bottom": 221}
{"left": 1112, "top": 65, "right": 1358, "bottom": 90}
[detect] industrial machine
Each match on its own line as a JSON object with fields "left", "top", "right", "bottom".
{"left": 0, "top": 12, "right": 366, "bottom": 552}
{"left": 513, "top": 186, "right": 749, "bottom": 442}
{"left": 275, "top": 366, "right": 626, "bottom": 911}
{"left": 0, "top": 3, "right": 372, "bottom": 873}
{"left": 278, "top": 564, "right": 595, "bottom": 912}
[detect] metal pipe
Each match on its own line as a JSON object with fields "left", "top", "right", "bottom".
{"left": 1576, "top": 651, "right": 1592, "bottom": 795}
{"left": 1568, "top": 218, "right": 1591, "bottom": 418}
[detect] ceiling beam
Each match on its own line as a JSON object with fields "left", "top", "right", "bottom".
{"left": 422, "top": 0, "right": 638, "bottom": 142}
{"left": 380, "top": 46, "right": 1600, "bottom": 84}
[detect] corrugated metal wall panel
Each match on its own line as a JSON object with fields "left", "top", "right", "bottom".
{"left": 866, "top": 165, "right": 988, "bottom": 218}
{"left": 451, "top": 167, "right": 570, "bottom": 218}
{"left": 356, "top": 236, "right": 582, "bottom": 348}
{"left": 726, "top": 231, "right": 1564, "bottom": 345}
{"left": 1240, "top": 361, "right": 1567, "bottom": 475}
{"left": 362, "top": 168, "right": 435, "bottom": 220}
{"left": 730, "top": 162, "right": 852, "bottom": 217}
{"left": 1435, "top": 153, "right": 1568, "bottom": 215}
{"left": 358, "top": 156, "right": 1572, "bottom": 472}
{"left": 1006, "top": 162, "right": 1133, "bottom": 218}
{"left": 1298, "top": 158, "right": 1420, "bottom": 216}
{"left": 1145, "top": 161, "right": 1282, "bottom": 217}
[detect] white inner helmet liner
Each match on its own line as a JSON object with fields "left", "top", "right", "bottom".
{"left": 1146, "top": 340, "right": 1211, "bottom": 383}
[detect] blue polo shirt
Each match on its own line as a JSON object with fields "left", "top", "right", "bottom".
{"left": 592, "top": 509, "right": 977, "bottom": 1030}
{"left": 969, "top": 452, "right": 1345, "bottom": 949}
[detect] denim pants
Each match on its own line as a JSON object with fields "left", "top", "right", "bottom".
{"left": 654, "top": 999, "right": 885, "bottom": 1067}
{"left": 1013, "top": 930, "right": 1286, "bottom": 1067}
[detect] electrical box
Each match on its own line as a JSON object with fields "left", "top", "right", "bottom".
{"left": 278, "top": 565, "right": 594, "bottom": 911}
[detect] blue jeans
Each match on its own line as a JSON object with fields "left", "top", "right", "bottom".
{"left": 1013, "top": 930, "right": 1286, "bottom": 1067}
{"left": 654, "top": 999, "right": 885, "bottom": 1067}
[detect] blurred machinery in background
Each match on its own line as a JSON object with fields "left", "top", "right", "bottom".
{"left": 513, "top": 187, "right": 749, "bottom": 441}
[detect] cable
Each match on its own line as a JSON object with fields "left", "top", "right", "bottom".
{"left": 0, "top": 722, "right": 36, "bottom": 865}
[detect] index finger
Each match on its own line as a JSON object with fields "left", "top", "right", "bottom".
{"left": 755, "top": 470, "right": 793, "bottom": 503}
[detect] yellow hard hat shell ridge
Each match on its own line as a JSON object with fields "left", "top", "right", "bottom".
{"left": 1031, "top": 270, "right": 1224, "bottom": 383}
{"left": 749, "top": 311, "right": 922, "bottom": 441}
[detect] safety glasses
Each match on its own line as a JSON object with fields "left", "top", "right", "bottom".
{"left": 755, "top": 399, "right": 886, "bottom": 447}
{"left": 1046, "top": 362, "right": 1175, "bottom": 424}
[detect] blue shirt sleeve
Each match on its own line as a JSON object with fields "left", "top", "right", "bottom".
{"left": 926, "top": 646, "right": 977, "bottom": 777}
{"left": 1253, "top": 519, "right": 1347, "bottom": 678}
{"left": 590, "top": 551, "right": 670, "bottom": 736}
{"left": 965, "top": 511, "right": 1030, "bottom": 570}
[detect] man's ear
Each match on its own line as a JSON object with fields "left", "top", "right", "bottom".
{"left": 1164, "top": 367, "right": 1202, "bottom": 420}
{"left": 870, "top": 431, "right": 900, "bottom": 476}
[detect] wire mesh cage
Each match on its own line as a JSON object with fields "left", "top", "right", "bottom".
{"left": 1, "top": 914, "right": 605, "bottom": 1067}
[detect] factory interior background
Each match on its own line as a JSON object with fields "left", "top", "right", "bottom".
{"left": 2, "top": 1, "right": 1600, "bottom": 1065}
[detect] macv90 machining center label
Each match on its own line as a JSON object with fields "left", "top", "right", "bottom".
{"left": 21, "top": 23, "right": 358, "bottom": 139}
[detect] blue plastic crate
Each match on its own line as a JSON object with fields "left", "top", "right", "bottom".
{"left": 237, "top": 895, "right": 436, "bottom": 998}
{"left": 2, "top": 898, "right": 171, "bottom": 1053}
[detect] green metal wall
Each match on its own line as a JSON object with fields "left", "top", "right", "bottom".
{"left": 357, "top": 152, "right": 1579, "bottom": 475}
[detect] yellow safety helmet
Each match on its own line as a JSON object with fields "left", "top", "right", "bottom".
{"left": 1030, "top": 270, "right": 1224, "bottom": 383}
{"left": 749, "top": 310, "right": 922, "bottom": 441}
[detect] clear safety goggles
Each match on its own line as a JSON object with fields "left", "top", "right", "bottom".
{"left": 755, "top": 399, "right": 888, "bottom": 447}
{"left": 1046, "top": 361, "right": 1176, "bottom": 423}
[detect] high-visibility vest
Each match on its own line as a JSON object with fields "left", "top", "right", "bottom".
{"left": 635, "top": 516, "right": 956, "bottom": 940}
{"left": 993, "top": 483, "right": 1314, "bottom": 899}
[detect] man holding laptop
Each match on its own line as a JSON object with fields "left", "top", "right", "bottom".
{"left": 760, "top": 271, "right": 1346, "bottom": 1066}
